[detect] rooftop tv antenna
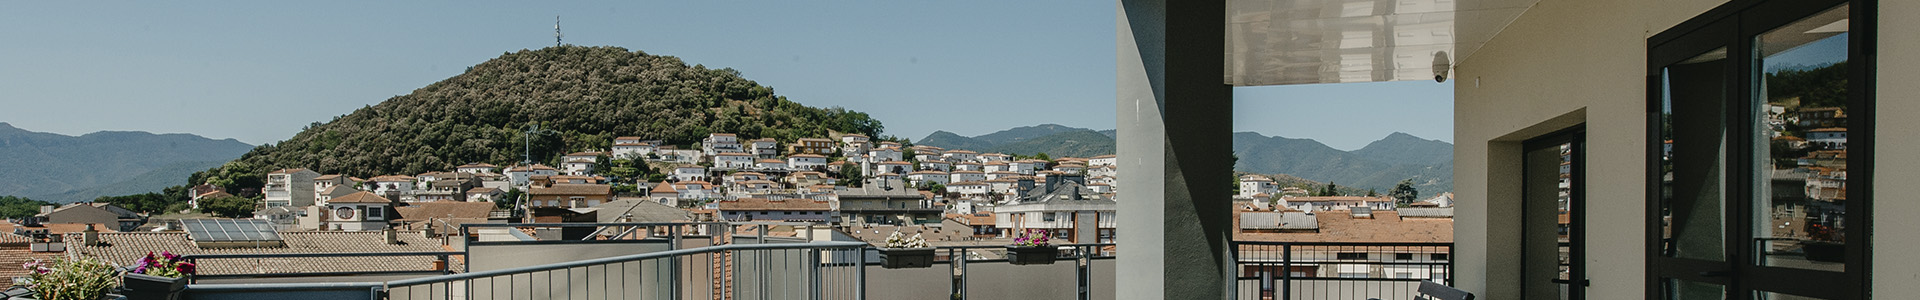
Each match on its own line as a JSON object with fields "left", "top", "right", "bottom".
{"left": 554, "top": 15, "right": 564, "bottom": 47}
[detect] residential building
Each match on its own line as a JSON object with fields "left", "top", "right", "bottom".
{"left": 874, "top": 161, "right": 911, "bottom": 176}
{"left": 948, "top": 181, "right": 990, "bottom": 196}
{"left": 31, "top": 203, "right": 142, "bottom": 232}
{"left": 954, "top": 162, "right": 982, "bottom": 172}
{"left": 995, "top": 175, "right": 1115, "bottom": 244}
{"left": 943, "top": 149, "right": 978, "bottom": 162}
{"left": 561, "top": 152, "right": 600, "bottom": 175}
{"left": 905, "top": 171, "right": 950, "bottom": 187}
{"left": 455, "top": 163, "right": 498, "bottom": 174}
{"left": 947, "top": 213, "right": 1002, "bottom": 238}
{"left": 323, "top": 191, "right": 392, "bottom": 231}
{"left": 1088, "top": 155, "right": 1117, "bottom": 167}
{"left": 311, "top": 174, "right": 352, "bottom": 202}
{"left": 465, "top": 187, "right": 502, "bottom": 203}
{"left": 1278, "top": 196, "right": 1397, "bottom": 212}
{"left": 977, "top": 153, "right": 1011, "bottom": 163}
{"left": 715, "top": 198, "right": 832, "bottom": 223}
{"left": 788, "top": 138, "right": 836, "bottom": 155}
{"left": 672, "top": 165, "right": 708, "bottom": 182}
{"left": 950, "top": 170, "right": 987, "bottom": 183}
{"left": 749, "top": 138, "right": 780, "bottom": 158}
{"left": 504, "top": 164, "right": 559, "bottom": 187}
{"left": 263, "top": 168, "right": 320, "bottom": 207}
{"left": 712, "top": 152, "right": 754, "bottom": 169}
{"left": 753, "top": 159, "right": 787, "bottom": 171}
{"left": 366, "top": 175, "right": 416, "bottom": 201}
{"left": 1239, "top": 175, "right": 1277, "bottom": 198}
{"left": 836, "top": 179, "right": 936, "bottom": 225}
{"left": 702, "top": 133, "right": 743, "bottom": 155}
{"left": 787, "top": 154, "right": 828, "bottom": 171}
{"left": 839, "top": 133, "right": 869, "bottom": 146}
{"left": 919, "top": 160, "right": 951, "bottom": 172}
{"left": 526, "top": 184, "right": 611, "bottom": 208}
{"left": 611, "top": 137, "right": 658, "bottom": 159}
{"left": 783, "top": 171, "right": 834, "bottom": 187}
{"left": 867, "top": 146, "right": 902, "bottom": 163}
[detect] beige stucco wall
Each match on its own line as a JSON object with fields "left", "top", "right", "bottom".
{"left": 1458, "top": 0, "right": 1914, "bottom": 298}
{"left": 1872, "top": 0, "right": 1918, "bottom": 297}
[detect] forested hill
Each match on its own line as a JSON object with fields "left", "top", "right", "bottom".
{"left": 203, "top": 46, "right": 884, "bottom": 184}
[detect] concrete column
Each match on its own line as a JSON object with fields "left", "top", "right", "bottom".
{"left": 1116, "top": 0, "right": 1233, "bottom": 298}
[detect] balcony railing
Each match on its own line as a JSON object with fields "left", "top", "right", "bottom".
{"left": 1231, "top": 241, "right": 1455, "bottom": 300}
{"left": 168, "top": 222, "right": 1452, "bottom": 300}
{"left": 183, "top": 241, "right": 869, "bottom": 300}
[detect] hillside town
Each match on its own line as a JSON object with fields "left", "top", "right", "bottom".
{"left": 0, "top": 131, "right": 1462, "bottom": 284}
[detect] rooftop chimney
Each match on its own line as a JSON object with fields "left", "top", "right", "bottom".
{"left": 82, "top": 224, "right": 99, "bottom": 246}
{"left": 39, "top": 205, "right": 53, "bottom": 215}
{"left": 384, "top": 228, "right": 399, "bottom": 244}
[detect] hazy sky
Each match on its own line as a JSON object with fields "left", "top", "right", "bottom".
{"left": 0, "top": 1, "right": 1450, "bottom": 150}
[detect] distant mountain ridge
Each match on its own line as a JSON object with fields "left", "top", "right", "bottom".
{"left": 921, "top": 124, "right": 1453, "bottom": 193}
{"left": 0, "top": 122, "right": 253, "bottom": 203}
{"left": 918, "top": 124, "right": 1115, "bottom": 158}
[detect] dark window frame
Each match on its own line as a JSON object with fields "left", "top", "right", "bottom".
{"left": 1645, "top": 0, "right": 1874, "bottom": 298}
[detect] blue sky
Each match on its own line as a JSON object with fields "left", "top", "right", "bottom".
{"left": 0, "top": 1, "right": 1450, "bottom": 150}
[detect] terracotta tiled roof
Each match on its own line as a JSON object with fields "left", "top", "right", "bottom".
{"left": 328, "top": 191, "right": 391, "bottom": 204}
{"left": 946, "top": 213, "right": 996, "bottom": 226}
{"left": 68, "top": 231, "right": 460, "bottom": 276}
{"left": 0, "top": 249, "right": 66, "bottom": 283}
{"left": 1232, "top": 210, "right": 1451, "bottom": 243}
{"left": 529, "top": 184, "right": 610, "bottom": 196}
{"left": 370, "top": 175, "right": 413, "bottom": 182}
{"left": 506, "top": 164, "right": 557, "bottom": 172}
{"left": 716, "top": 198, "right": 831, "bottom": 211}
{"left": 392, "top": 201, "right": 496, "bottom": 222}
{"left": 790, "top": 154, "right": 827, "bottom": 158}
{"left": 314, "top": 174, "right": 342, "bottom": 181}
{"left": 711, "top": 133, "right": 738, "bottom": 137}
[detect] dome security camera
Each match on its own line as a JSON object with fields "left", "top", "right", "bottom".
{"left": 1433, "top": 51, "right": 1452, "bottom": 83}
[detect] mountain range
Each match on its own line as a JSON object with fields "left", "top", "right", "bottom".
{"left": 0, "top": 122, "right": 253, "bottom": 203}
{"left": 920, "top": 124, "right": 1453, "bottom": 193}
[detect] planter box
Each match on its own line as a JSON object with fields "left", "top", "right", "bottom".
{"left": 1005, "top": 246, "right": 1057, "bottom": 265}
{"left": 879, "top": 248, "right": 935, "bottom": 269}
{"left": 1801, "top": 241, "right": 1844, "bottom": 263}
{"left": 121, "top": 273, "right": 186, "bottom": 300}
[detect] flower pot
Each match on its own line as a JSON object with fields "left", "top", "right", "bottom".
{"left": 120, "top": 273, "right": 185, "bottom": 300}
{"left": 878, "top": 248, "right": 935, "bottom": 269}
{"left": 1801, "top": 241, "right": 1844, "bottom": 263}
{"left": 1005, "top": 246, "right": 1056, "bottom": 265}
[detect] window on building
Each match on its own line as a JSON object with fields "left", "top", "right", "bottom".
{"left": 366, "top": 207, "right": 382, "bottom": 219}
{"left": 1395, "top": 253, "right": 1415, "bottom": 260}
{"left": 1338, "top": 272, "right": 1368, "bottom": 279}
{"left": 1430, "top": 253, "right": 1449, "bottom": 261}
{"left": 1336, "top": 253, "right": 1367, "bottom": 260}
{"left": 1043, "top": 213, "right": 1056, "bottom": 222}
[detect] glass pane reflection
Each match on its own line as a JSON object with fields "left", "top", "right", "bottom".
{"left": 1753, "top": 3, "right": 1849, "bottom": 272}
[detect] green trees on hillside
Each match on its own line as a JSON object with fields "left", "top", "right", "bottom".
{"left": 198, "top": 196, "right": 256, "bottom": 218}
{"left": 0, "top": 196, "right": 52, "bottom": 220}
{"left": 192, "top": 46, "right": 886, "bottom": 186}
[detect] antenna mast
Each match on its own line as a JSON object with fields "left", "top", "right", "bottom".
{"left": 554, "top": 16, "right": 564, "bottom": 47}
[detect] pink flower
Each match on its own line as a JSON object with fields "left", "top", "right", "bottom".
{"left": 176, "top": 262, "right": 196, "bottom": 274}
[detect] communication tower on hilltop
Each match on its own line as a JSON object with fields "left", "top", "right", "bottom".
{"left": 554, "top": 16, "right": 564, "bottom": 47}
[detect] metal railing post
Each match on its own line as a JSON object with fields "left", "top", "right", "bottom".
{"left": 1078, "top": 245, "right": 1091, "bottom": 300}
{"left": 952, "top": 247, "right": 966, "bottom": 300}
{"left": 810, "top": 248, "right": 822, "bottom": 300}
{"left": 855, "top": 247, "right": 867, "bottom": 300}
{"left": 1281, "top": 243, "right": 1292, "bottom": 300}
{"left": 1227, "top": 242, "right": 1237, "bottom": 299}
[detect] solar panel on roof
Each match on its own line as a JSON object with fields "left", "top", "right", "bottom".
{"left": 182, "top": 219, "right": 283, "bottom": 243}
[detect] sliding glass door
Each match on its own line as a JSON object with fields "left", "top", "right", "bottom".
{"left": 1648, "top": 0, "right": 1872, "bottom": 298}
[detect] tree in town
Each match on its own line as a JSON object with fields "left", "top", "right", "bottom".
{"left": 1390, "top": 179, "right": 1420, "bottom": 207}
{"left": 198, "top": 196, "right": 257, "bottom": 218}
{"left": 0, "top": 196, "right": 53, "bottom": 220}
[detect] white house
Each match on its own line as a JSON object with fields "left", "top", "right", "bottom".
{"left": 951, "top": 170, "right": 987, "bottom": 183}
{"left": 1088, "top": 155, "right": 1117, "bottom": 167}
{"left": 1010, "top": 160, "right": 1045, "bottom": 175}
{"left": 561, "top": 152, "right": 600, "bottom": 175}
{"left": 906, "top": 171, "right": 951, "bottom": 187}
{"left": 753, "top": 159, "right": 788, "bottom": 171}
{"left": 712, "top": 152, "right": 754, "bottom": 169}
{"left": 455, "top": 163, "right": 498, "bottom": 174}
{"left": 867, "top": 147, "right": 902, "bottom": 163}
{"left": 366, "top": 175, "right": 416, "bottom": 201}
{"left": 984, "top": 162, "right": 1010, "bottom": 173}
{"left": 977, "top": 153, "right": 1011, "bottom": 163}
{"left": 611, "top": 137, "right": 657, "bottom": 159}
{"left": 1239, "top": 175, "right": 1278, "bottom": 198}
{"left": 839, "top": 133, "right": 869, "bottom": 146}
{"left": 954, "top": 162, "right": 983, "bottom": 172}
{"left": 874, "top": 161, "right": 912, "bottom": 176}
{"left": 748, "top": 138, "right": 780, "bottom": 158}
{"left": 787, "top": 154, "right": 828, "bottom": 171}
{"left": 672, "top": 165, "right": 707, "bottom": 182}
{"left": 703, "top": 133, "right": 744, "bottom": 155}
{"left": 919, "top": 161, "right": 952, "bottom": 172}
{"left": 1053, "top": 163, "right": 1087, "bottom": 175}
{"left": 986, "top": 171, "right": 1022, "bottom": 181}
{"left": 944, "top": 150, "right": 979, "bottom": 162}
{"left": 505, "top": 164, "right": 559, "bottom": 187}
{"left": 466, "top": 187, "right": 503, "bottom": 202}
{"left": 949, "top": 181, "right": 991, "bottom": 196}
{"left": 1806, "top": 127, "right": 1848, "bottom": 149}
{"left": 263, "top": 168, "right": 320, "bottom": 207}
